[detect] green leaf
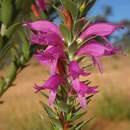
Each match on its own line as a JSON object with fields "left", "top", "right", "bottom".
{"left": 67, "top": 112, "right": 72, "bottom": 121}
{"left": 5, "top": 23, "right": 21, "bottom": 38}
{"left": 71, "top": 111, "right": 87, "bottom": 121}
{"left": 40, "top": 102, "right": 58, "bottom": 119}
{"left": 86, "top": 95, "right": 94, "bottom": 100}
{"left": 74, "top": 0, "right": 84, "bottom": 7}
{"left": 75, "top": 121, "right": 86, "bottom": 130}
{"left": 50, "top": 118, "right": 63, "bottom": 130}
{"left": 75, "top": 116, "right": 95, "bottom": 130}
{"left": 73, "top": 19, "right": 85, "bottom": 37}
{"left": 1, "top": 0, "right": 14, "bottom": 27}
{"left": 82, "top": 79, "right": 91, "bottom": 84}
{"left": 40, "top": 91, "right": 49, "bottom": 99}
{"left": 69, "top": 42, "right": 78, "bottom": 59}
{"left": 41, "top": 12, "right": 48, "bottom": 19}
{"left": 70, "top": 121, "right": 86, "bottom": 130}
{"left": 15, "top": 0, "right": 23, "bottom": 10}
{"left": 0, "top": 79, "right": 6, "bottom": 92}
{"left": 0, "top": 40, "right": 13, "bottom": 60}
{"left": 57, "top": 101, "right": 69, "bottom": 113}
{"left": 76, "top": 56, "right": 85, "bottom": 63}
{"left": 53, "top": 5, "right": 65, "bottom": 22}
{"left": 0, "top": 8, "right": 1, "bottom": 22}
{"left": 17, "top": 29, "right": 30, "bottom": 62}
{"left": 60, "top": 24, "right": 72, "bottom": 45}
{"left": 15, "top": 0, "right": 32, "bottom": 14}
{"left": 80, "top": 0, "right": 96, "bottom": 17}
{"left": 5, "top": 62, "right": 17, "bottom": 85}
{"left": 22, "top": 41, "right": 30, "bottom": 61}
{"left": 60, "top": 0, "right": 78, "bottom": 21}
{"left": 0, "top": 34, "right": 4, "bottom": 49}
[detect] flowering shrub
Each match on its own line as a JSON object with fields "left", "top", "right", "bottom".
{"left": 0, "top": 0, "right": 123, "bottom": 130}
{"left": 23, "top": 0, "right": 123, "bottom": 129}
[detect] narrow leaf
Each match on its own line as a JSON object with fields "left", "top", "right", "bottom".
{"left": 40, "top": 102, "right": 58, "bottom": 119}
{"left": 50, "top": 118, "right": 63, "bottom": 130}
{"left": 71, "top": 111, "right": 87, "bottom": 121}
{"left": 60, "top": 24, "right": 72, "bottom": 45}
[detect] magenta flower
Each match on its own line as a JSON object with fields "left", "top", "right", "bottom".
{"left": 75, "top": 82, "right": 98, "bottom": 108}
{"left": 76, "top": 40, "right": 120, "bottom": 73}
{"left": 24, "top": 20, "right": 66, "bottom": 75}
{"left": 79, "top": 22, "right": 122, "bottom": 41}
{"left": 35, "top": 0, "right": 46, "bottom": 11}
{"left": 24, "top": 20, "right": 62, "bottom": 38}
{"left": 34, "top": 74, "right": 64, "bottom": 106}
{"left": 69, "top": 61, "right": 90, "bottom": 91}
{"left": 36, "top": 46, "right": 65, "bottom": 75}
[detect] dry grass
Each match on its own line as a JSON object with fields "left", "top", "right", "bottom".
{"left": 0, "top": 55, "right": 130, "bottom": 130}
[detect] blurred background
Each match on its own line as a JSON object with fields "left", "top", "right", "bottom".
{"left": 0, "top": 0, "right": 130, "bottom": 130}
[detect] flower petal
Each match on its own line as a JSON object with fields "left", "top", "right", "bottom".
{"left": 45, "top": 74, "right": 64, "bottom": 90}
{"left": 74, "top": 81, "right": 98, "bottom": 94}
{"left": 24, "top": 20, "right": 62, "bottom": 37}
{"left": 34, "top": 74, "right": 64, "bottom": 92}
{"left": 76, "top": 41, "right": 108, "bottom": 57}
{"left": 78, "top": 94, "right": 87, "bottom": 108}
{"left": 92, "top": 57, "right": 103, "bottom": 73}
{"left": 31, "top": 32, "right": 64, "bottom": 47}
{"left": 35, "top": 46, "right": 65, "bottom": 74}
{"left": 80, "top": 22, "right": 122, "bottom": 40}
{"left": 50, "top": 58, "right": 58, "bottom": 75}
{"left": 72, "top": 78, "right": 80, "bottom": 92}
{"left": 34, "top": 83, "right": 44, "bottom": 93}
{"left": 79, "top": 82, "right": 98, "bottom": 95}
{"left": 48, "top": 90, "right": 57, "bottom": 106}
{"left": 69, "top": 61, "right": 90, "bottom": 79}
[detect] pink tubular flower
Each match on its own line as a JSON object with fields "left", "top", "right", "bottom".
{"left": 35, "top": 0, "right": 46, "bottom": 11}
{"left": 34, "top": 74, "right": 64, "bottom": 106}
{"left": 76, "top": 82, "right": 98, "bottom": 108}
{"left": 69, "top": 61, "right": 90, "bottom": 91}
{"left": 23, "top": 20, "right": 62, "bottom": 38}
{"left": 76, "top": 40, "right": 120, "bottom": 73}
{"left": 24, "top": 20, "right": 65, "bottom": 75}
{"left": 36, "top": 46, "right": 65, "bottom": 75}
{"left": 79, "top": 22, "right": 123, "bottom": 41}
